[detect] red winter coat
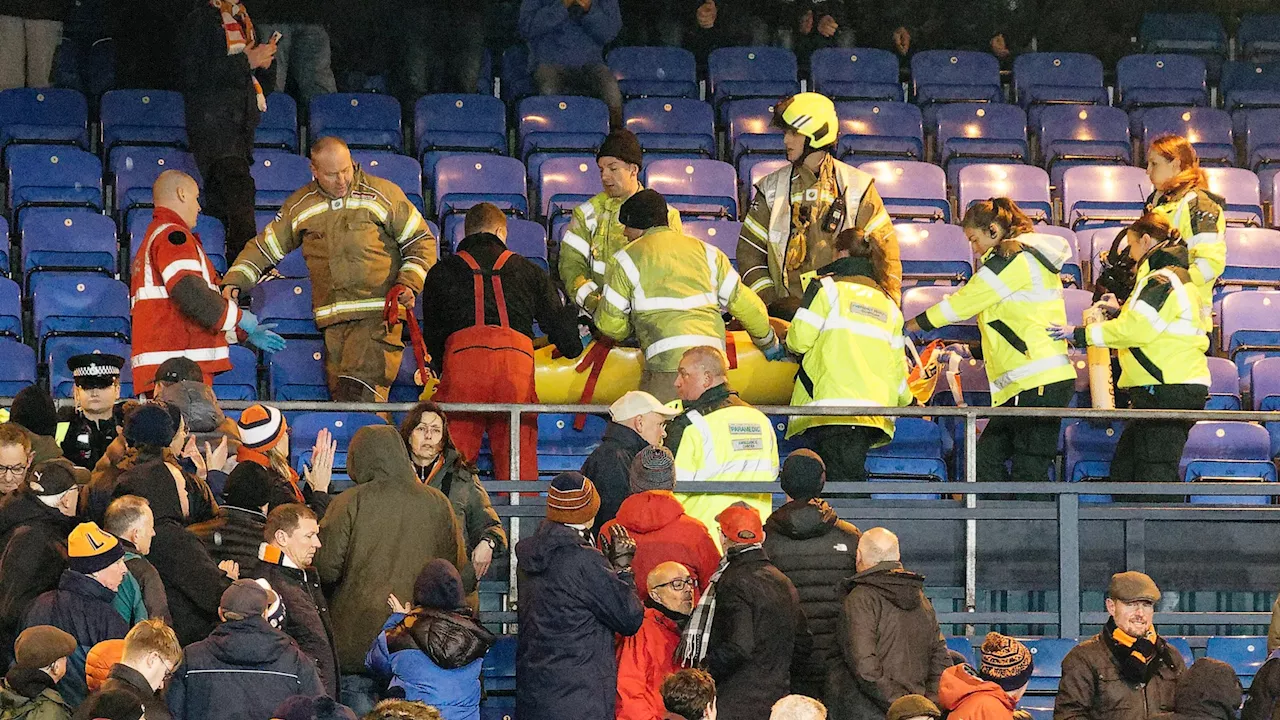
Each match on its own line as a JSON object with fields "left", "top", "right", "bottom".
{"left": 616, "top": 607, "right": 681, "bottom": 720}
{"left": 598, "top": 491, "right": 721, "bottom": 601}
{"left": 938, "top": 664, "right": 1017, "bottom": 720}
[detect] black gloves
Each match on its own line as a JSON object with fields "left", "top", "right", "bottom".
{"left": 601, "top": 525, "right": 637, "bottom": 573}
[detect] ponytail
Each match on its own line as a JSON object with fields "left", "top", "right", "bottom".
{"left": 961, "top": 197, "right": 1035, "bottom": 237}
{"left": 834, "top": 228, "right": 889, "bottom": 290}
{"left": 1149, "top": 134, "right": 1209, "bottom": 198}
{"left": 1127, "top": 212, "right": 1179, "bottom": 245}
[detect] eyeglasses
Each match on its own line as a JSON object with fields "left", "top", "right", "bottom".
{"left": 0, "top": 464, "right": 26, "bottom": 477}
{"left": 653, "top": 577, "right": 697, "bottom": 592}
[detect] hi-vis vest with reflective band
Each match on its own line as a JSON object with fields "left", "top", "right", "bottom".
{"left": 1084, "top": 260, "right": 1210, "bottom": 389}
{"left": 558, "top": 190, "right": 682, "bottom": 313}
{"left": 594, "top": 226, "right": 773, "bottom": 373}
{"left": 223, "top": 168, "right": 436, "bottom": 328}
{"left": 673, "top": 402, "right": 778, "bottom": 539}
{"left": 785, "top": 273, "right": 912, "bottom": 440}
{"left": 918, "top": 232, "right": 1076, "bottom": 406}
{"left": 1145, "top": 188, "right": 1225, "bottom": 331}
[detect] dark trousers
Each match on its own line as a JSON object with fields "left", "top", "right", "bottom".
{"left": 977, "top": 379, "right": 1075, "bottom": 486}
{"left": 533, "top": 63, "right": 623, "bottom": 128}
{"left": 804, "top": 425, "right": 887, "bottom": 482}
{"left": 1111, "top": 383, "right": 1208, "bottom": 501}
{"left": 199, "top": 155, "right": 258, "bottom": 260}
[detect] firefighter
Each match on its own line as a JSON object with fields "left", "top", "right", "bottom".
{"left": 785, "top": 228, "right": 913, "bottom": 481}
{"left": 221, "top": 136, "right": 437, "bottom": 402}
{"left": 1050, "top": 212, "right": 1210, "bottom": 487}
{"left": 737, "top": 91, "right": 901, "bottom": 318}
{"left": 559, "top": 128, "right": 682, "bottom": 315}
{"left": 59, "top": 354, "right": 124, "bottom": 471}
{"left": 1144, "top": 133, "right": 1226, "bottom": 332}
{"left": 905, "top": 198, "right": 1075, "bottom": 486}
{"left": 594, "top": 189, "right": 781, "bottom": 403}
{"left": 422, "top": 203, "right": 583, "bottom": 480}
{"left": 131, "top": 170, "right": 285, "bottom": 397}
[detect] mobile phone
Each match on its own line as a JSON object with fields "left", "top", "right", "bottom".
{"left": 269, "top": 31, "right": 283, "bottom": 43}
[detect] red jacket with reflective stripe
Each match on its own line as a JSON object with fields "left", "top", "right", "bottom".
{"left": 130, "top": 208, "right": 241, "bottom": 394}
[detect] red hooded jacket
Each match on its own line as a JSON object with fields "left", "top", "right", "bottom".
{"left": 939, "top": 663, "right": 1018, "bottom": 720}
{"left": 598, "top": 491, "right": 722, "bottom": 601}
{"left": 616, "top": 607, "right": 682, "bottom": 720}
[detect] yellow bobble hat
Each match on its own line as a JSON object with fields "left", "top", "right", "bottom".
{"left": 68, "top": 521, "right": 125, "bottom": 575}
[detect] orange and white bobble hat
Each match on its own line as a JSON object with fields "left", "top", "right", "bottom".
{"left": 254, "top": 578, "right": 287, "bottom": 629}
{"left": 237, "top": 404, "right": 286, "bottom": 451}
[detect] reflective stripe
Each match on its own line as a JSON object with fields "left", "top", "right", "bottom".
{"left": 575, "top": 281, "right": 599, "bottom": 306}
{"left": 937, "top": 298, "right": 961, "bottom": 324}
{"left": 263, "top": 225, "right": 285, "bottom": 262}
{"left": 314, "top": 298, "right": 385, "bottom": 320}
{"left": 687, "top": 411, "right": 717, "bottom": 473}
{"left": 1088, "top": 323, "right": 1105, "bottom": 347}
{"left": 592, "top": 260, "right": 606, "bottom": 274}
{"left": 975, "top": 265, "right": 1015, "bottom": 300}
{"left": 603, "top": 285, "right": 631, "bottom": 313}
{"left": 645, "top": 334, "right": 723, "bottom": 360}
{"left": 345, "top": 197, "right": 390, "bottom": 222}
{"left": 399, "top": 263, "right": 427, "bottom": 282}
{"left": 1186, "top": 232, "right": 1221, "bottom": 250}
{"left": 792, "top": 306, "right": 824, "bottom": 330}
{"left": 821, "top": 316, "right": 898, "bottom": 345}
{"left": 132, "top": 347, "right": 230, "bottom": 367}
{"left": 220, "top": 300, "right": 239, "bottom": 332}
{"left": 226, "top": 263, "right": 260, "bottom": 284}
{"left": 990, "top": 354, "right": 1071, "bottom": 391}
{"left": 291, "top": 201, "right": 330, "bottom": 230}
{"left": 742, "top": 215, "right": 769, "bottom": 240}
{"left": 397, "top": 210, "right": 425, "bottom": 245}
{"left": 561, "top": 231, "right": 590, "bottom": 258}
{"left": 1008, "top": 287, "right": 1063, "bottom": 303}
{"left": 615, "top": 251, "right": 641, "bottom": 286}
{"left": 633, "top": 292, "right": 718, "bottom": 312}
{"left": 159, "top": 259, "right": 207, "bottom": 284}
{"left": 749, "top": 276, "right": 775, "bottom": 293}
{"left": 1193, "top": 257, "right": 1215, "bottom": 281}
{"left": 1133, "top": 300, "right": 1170, "bottom": 333}
{"left": 863, "top": 208, "right": 891, "bottom": 232}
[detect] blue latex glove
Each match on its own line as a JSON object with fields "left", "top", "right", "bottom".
{"left": 1047, "top": 324, "right": 1077, "bottom": 343}
{"left": 247, "top": 323, "right": 287, "bottom": 353}
{"left": 237, "top": 310, "right": 260, "bottom": 335}
{"left": 761, "top": 337, "right": 787, "bottom": 362}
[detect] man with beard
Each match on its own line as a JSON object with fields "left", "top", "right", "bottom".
{"left": 616, "top": 561, "right": 696, "bottom": 720}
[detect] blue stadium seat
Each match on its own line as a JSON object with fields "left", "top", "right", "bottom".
{"left": 1140, "top": 13, "right": 1228, "bottom": 79}
{"left": 268, "top": 340, "right": 329, "bottom": 401}
{"left": 1216, "top": 226, "right": 1280, "bottom": 300}
{"left": 1207, "top": 357, "right": 1243, "bottom": 411}
{"left": 0, "top": 337, "right": 35, "bottom": 396}
{"left": 1013, "top": 52, "right": 1108, "bottom": 126}
{"left": 1205, "top": 636, "right": 1266, "bottom": 688}
{"left": 1182, "top": 421, "right": 1276, "bottom": 505}
{"left": 389, "top": 349, "right": 425, "bottom": 403}
{"left": 624, "top": 98, "right": 716, "bottom": 159}
{"left": 128, "top": 211, "right": 226, "bottom": 274}
{"left": 642, "top": 159, "right": 737, "bottom": 218}
{"left": 1048, "top": 233, "right": 1085, "bottom": 288}
{"left": 309, "top": 93, "right": 403, "bottom": 152}
{"left": 1139, "top": 107, "right": 1234, "bottom": 167}
{"left": 249, "top": 278, "right": 320, "bottom": 338}
{"left": 0, "top": 88, "right": 89, "bottom": 153}
{"left": 255, "top": 93, "right": 299, "bottom": 152}
{"left": 0, "top": 222, "right": 8, "bottom": 274}
{"left": 7, "top": 145, "right": 103, "bottom": 215}
{"left": 1239, "top": 14, "right": 1280, "bottom": 62}
{"left": 835, "top": 101, "right": 924, "bottom": 163}
{"left": 482, "top": 635, "right": 517, "bottom": 692}
{"left": 810, "top": 47, "right": 901, "bottom": 102}
{"left": 901, "top": 286, "right": 979, "bottom": 344}
{"left": 935, "top": 103, "right": 1028, "bottom": 187}
{"left": 99, "top": 89, "right": 187, "bottom": 154}
{"left": 46, "top": 336, "right": 133, "bottom": 399}
{"left": 536, "top": 156, "right": 602, "bottom": 222}
{"left": 1117, "top": 54, "right": 1209, "bottom": 111}
{"left": 1221, "top": 61, "right": 1280, "bottom": 119}
{"left": 353, "top": 152, "right": 425, "bottom": 214}
{"left": 1022, "top": 638, "right": 1078, "bottom": 693}
{"left": 858, "top": 161, "right": 950, "bottom": 223}
{"left": 895, "top": 223, "right": 972, "bottom": 287}
{"left": 1219, "top": 291, "right": 1280, "bottom": 377}
{"left": 1251, "top": 357, "right": 1280, "bottom": 458}
{"left": 518, "top": 96, "right": 609, "bottom": 180}
{"left": 0, "top": 277, "right": 20, "bottom": 338}
{"left": 683, "top": 219, "right": 740, "bottom": 262}
{"left": 956, "top": 164, "right": 1052, "bottom": 224}
{"left": 865, "top": 418, "right": 947, "bottom": 498}
{"left": 506, "top": 219, "right": 548, "bottom": 270}
{"left": 707, "top": 47, "right": 800, "bottom": 113}
{"left": 19, "top": 209, "right": 117, "bottom": 283}
{"left": 1166, "top": 637, "right": 1195, "bottom": 667}
{"left": 945, "top": 637, "right": 975, "bottom": 666}
{"left": 214, "top": 344, "right": 259, "bottom": 401}
{"left": 1060, "top": 166, "right": 1153, "bottom": 231}
{"left": 111, "top": 147, "right": 200, "bottom": 218}
{"left": 910, "top": 50, "right": 1002, "bottom": 125}
{"left": 31, "top": 273, "right": 130, "bottom": 352}
{"left": 414, "top": 94, "right": 507, "bottom": 181}
{"left": 1203, "top": 169, "right": 1263, "bottom": 228}
{"left": 251, "top": 151, "right": 312, "bottom": 210}
{"left": 433, "top": 154, "right": 528, "bottom": 225}
{"left": 1038, "top": 105, "right": 1132, "bottom": 189}
{"left": 743, "top": 158, "right": 788, "bottom": 201}
{"left": 290, "top": 411, "right": 386, "bottom": 491}
{"left": 607, "top": 46, "right": 699, "bottom": 99}
{"left": 725, "top": 98, "right": 785, "bottom": 165}
{"left": 537, "top": 413, "right": 606, "bottom": 473}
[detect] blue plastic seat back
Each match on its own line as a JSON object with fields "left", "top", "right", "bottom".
{"left": 355, "top": 152, "right": 425, "bottom": 214}
{"left": 290, "top": 411, "right": 386, "bottom": 491}
{"left": 1117, "top": 54, "right": 1209, "bottom": 109}
{"left": 935, "top": 103, "right": 1028, "bottom": 182}
{"left": 726, "top": 98, "right": 785, "bottom": 163}
{"left": 607, "top": 46, "right": 699, "bottom": 99}
{"left": 1205, "top": 636, "right": 1267, "bottom": 688}
{"left": 506, "top": 218, "right": 548, "bottom": 269}
{"left": 46, "top": 336, "right": 133, "bottom": 398}
{"left": 1021, "top": 638, "right": 1079, "bottom": 692}
{"left": 31, "top": 273, "right": 130, "bottom": 344}
{"left": 255, "top": 93, "right": 299, "bottom": 152}
{"left": 0, "top": 88, "right": 89, "bottom": 150}
{"left": 864, "top": 418, "right": 946, "bottom": 498}
{"left": 858, "top": 161, "right": 950, "bottom": 223}
{"left": 1219, "top": 228, "right": 1280, "bottom": 294}
{"left": 810, "top": 47, "right": 901, "bottom": 101}
{"left": 683, "top": 219, "right": 741, "bottom": 262}
{"left": 1220, "top": 291, "right": 1280, "bottom": 376}
{"left": 1251, "top": 357, "right": 1280, "bottom": 458}
{"left": 910, "top": 50, "right": 1002, "bottom": 111}
{"left": 214, "top": 344, "right": 259, "bottom": 401}
{"left": 268, "top": 339, "right": 330, "bottom": 401}
{"left": 956, "top": 164, "right": 1051, "bottom": 224}
{"left": 0, "top": 277, "right": 21, "bottom": 339}
{"left": 642, "top": 159, "right": 738, "bottom": 218}
{"left": 536, "top": 156, "right": 603, "bottom": 219}
{"left": 1221, "top": 61, "right": 1280, "bottom": 112}
{"left": 1140, "top": 12, "right": 1228, "bottom": 56}
{"left": 945, "top": 637, "right": 975, "bottom": 666}
{"left": 99, "top": 89, "right": 187, "bottom": 152}
{"left": 835, "top": 101, "right": 924, "bottom": 163}
{"left": 741, "top": 157, "right": 789, "bottom": 200}
{"left": 1181, "top": 421, "right": 1276, "bottom": 505}
{"left": 251, "top": 151, "right": 312, "bottom": 210}
{"left": 1206, "top": 357, "right": 1242, "bottom": 410}
{"left": 309, "top": 93, "right": 403, "bottom": 152}
{"left": 8, "top": 144, "right": 103, "bottom": 212}
{"left": 1203, "top": 169, "right": 1264, "bottom": 228}
{"left": 250, "top": 278, "right": 320, "bottom": 338}
{"left": 1239, "top": 14, "right": 1280, "bottom": 61}
{"left": 20, "top": 209, "right": 117, "bottom": 279}
{"left": 482, "top": 635, "right": 518, "bottom": 690}
{"left": 433, "top": 154, "right": 529, "bottom": 221}
{"left": 517, "top": 95, "right": 610, "bottom": 161}
{"left": 0, "top": 337, "right": 35, "bottom": 395}
{"left": 1061, "top": 166, "right": 1153, "bottom": 231}
{"left": 414, "top": 93, "right": 507, "bottom": 174}
{"left": 1038, "top": 105, "right": 1132, "bottom": 187}
{"left": 1139, "top": 107, "right": 1234, "bottom": 166}
{"left": 111, "top": 147, "right": 200, "bottom": 215}
{"left": 901, "top": 286, "right": 979, "bottom": 344}
{"left": 1013, "top": 52, "right": 1108, "bottom": 108}
{"left": 1165, "top": 637, "right": 1195, "bottom": 667}
{"left": 537, "top": 413, "right": 606, "bottom": 472}
{"left": 895, "top": 222, "right": 972, "bottom": 287}
{"left": 707, "top": 47, "right": 800, "bottom": 108}
{"left": 624, "top": 98, "right": 716, "bottom": 158}
{"left": 128, "top": 211, "right": 225, "bottom": 273}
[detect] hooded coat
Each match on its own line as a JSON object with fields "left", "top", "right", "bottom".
{"left": 598, "top": 490, "right": 722, "bottom": 603}
{"left": 616, "top": 606, "right": 683, "bottom": 720}
{"left": 515, "top": 520, "right": 645, "bottom": 720}
{"left": 366, "top": 608, "right": 494, "bottom": 720}
{"left": 0, "top": 667, "right": 73, "bottom": 720}
{"left": 314, "top": 425, "right": 467, "bottom": 674}
{"left": 1241, "top": 652, "right": 1280, "bottom": 720}
{"left": 1151, "top": 658, "right": 1242, "bottom": 720}
{"left": 416, "top": 447, "right": 508, "bottom": 602}
{"left": 828, "top": 561, "right": 950, "bottom": 720}
{"left": 764, "top": 499, "right": 862, "bottom": 699}
{"left": 939, "top": 664, "right": 1017, "bottom": 720}
{"left": 167, "top": 616, "right": 324, "bottom": 720}
{"left": 23, "top": 570, "right": 130, "bottom": 707}
{"left": 0, "top": 491, "right": 74, "bottom": 664}
{"left": 581, "top": 422, "right": 649, "bottom": 534}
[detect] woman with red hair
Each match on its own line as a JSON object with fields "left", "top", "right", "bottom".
{"left": 1144, "top": 134, "right": 1226, "bottom": 330}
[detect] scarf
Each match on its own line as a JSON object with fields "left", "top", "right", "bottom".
{"left": 237, "top": 445, "right": 305, "bottom": 503}
{"left": 209, "top": 0, "right": 266, "bottom": 112}
{"left": 785, "top": 154, "right": 838, "bottom": 272}
{"left": 676, "top": 542, "right": 762, "bottom": 667}
{"left": 1102, "top": 617, "right": 1167, "bottom": 684}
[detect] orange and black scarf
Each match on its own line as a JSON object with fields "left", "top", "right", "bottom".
{"left": 1102, "top": 617, "right": 1173, "bottom": 684}
{"left": 209, "top": 0, "right": 267, "bottom": 112}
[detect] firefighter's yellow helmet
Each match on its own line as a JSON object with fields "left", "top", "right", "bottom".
{"left": 772, "top": 92, "right": 838, "bottom": 149}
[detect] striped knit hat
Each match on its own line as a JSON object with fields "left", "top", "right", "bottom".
{"left": 546, "top": 471, "right": 601, "bottom": 525}
{"left": 238, "top": 404, "right": 287, "bottom": 451}
{"left": 979, "top": 632, "right": 1035, "bottom": 692}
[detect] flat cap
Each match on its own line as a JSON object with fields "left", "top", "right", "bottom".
{"left": 1109, "top": 571, "right": 1160, "bottom": 603}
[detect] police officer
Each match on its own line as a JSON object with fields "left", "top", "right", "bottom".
{"left": 1050, "top": 212, "right": 1209, "bottom": 489}
{"left": 785, "top": 228, "right": 913, "bottom": 481}
{"left": 738, "top": 92, "right": 901, "bottom": 318}
{"left": 559, "top": 129, "right": 682, "bottom": 316}
{"left": 594, "top": 189, "right": 781, "bottom": 403}
{"left": 906, "top": 198, "right": 1076, "bottom": 486}
{"left": 60, "top": 354, "right": 124, "bottom": 471}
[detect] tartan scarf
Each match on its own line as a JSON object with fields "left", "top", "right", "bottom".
{"left": 676, "top": 542, "right": 762, "bottom": 667}
{"left": 1102, "top": 617, "right": 1168, "bottom": 684}
{"left": 209, "top": 0, "right": 266, "bottom": 112}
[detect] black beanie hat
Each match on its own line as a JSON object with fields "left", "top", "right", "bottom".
{"left": 597, "top": 129, "right": 644, "bottom": 169}
{"left": 124, "top": 403, "right": 177, "bottom": 450}
{"left": 224, "top": 462, "right": 274, "bottom": 510}
{"left": 619, "top": 189, "right": 669, "bottom": 231}
{"left": 74, "top": 687, "right": 145, "bottom": 720}
{"left": 780, "top": 449, "right": 826, "bottom": 500}
{"left": 413, "top": 558, "right": 466, "bottom": 611}
{"left": 10, "top": 385, "right": 57, "bottom": 437}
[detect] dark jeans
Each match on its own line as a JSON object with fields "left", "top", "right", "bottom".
{"left": 397, "top": 12, "right": 487, "bottom": 100}
{"left": 198, "top": 155, "right": 257, "bottom": 261}
{"left": 804, "top": 425, "right": 887, "bottom": 482}
{"left": 534, "top": 63, "right": 623, "bottom": 128}
{"left": 977, "top": 379, "right": 1075, "bottom": 491}
{"left": 1111, "top": 383, "right": 1208, "bottom": 502}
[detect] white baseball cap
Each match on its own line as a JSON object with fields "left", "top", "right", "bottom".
{"left": 609, "top": 391, "right": 680, "bottom": 422}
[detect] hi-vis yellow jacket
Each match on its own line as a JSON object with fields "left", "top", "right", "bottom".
{"left": 914, "top": 232, "right": 1076, "bottom": 406}
{"left": 785, "top": 257, "right": 912, "bottom": 440}
{"left": 1145, "top": 187, "right": 1225, "bottom": 331}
